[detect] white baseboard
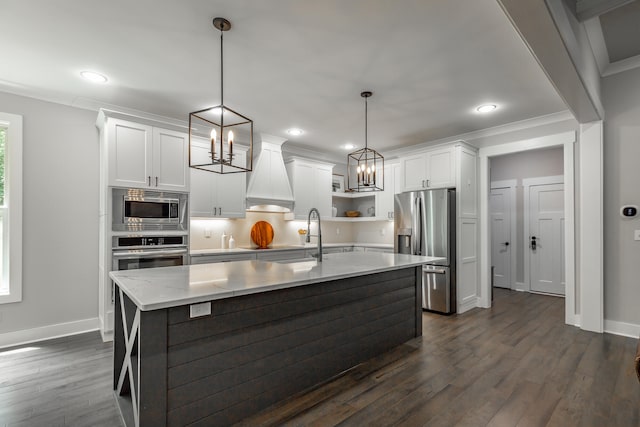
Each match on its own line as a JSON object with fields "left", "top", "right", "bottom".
{"left": 603, "top": 319, "right": 640, "bottom": 339}
{"left": 514, "top": 282, "right": 526, "bottom": 291}
{"left": 458, "top": 296, "right": 477, "bottom": 314}
{"left": 0, "top": 317, "right": 100, "bottom": 349}
{"left": 565, "top": 313, "right": 581, "bottom": 328}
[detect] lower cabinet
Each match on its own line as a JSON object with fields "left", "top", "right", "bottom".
{"left": 255, "top": 249, "right": 308, "bottom": 261}
{"left": 364, "top": 247, "right": 393, "bottom": 254}
{"left": 190, "top": 253, "right": 256, "bottom": 264}
{"left": 322, "top": 247, "right": 346, "bottom": 255}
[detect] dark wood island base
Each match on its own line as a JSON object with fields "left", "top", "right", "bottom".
{"left": 114, "top": 266, "right": 422, "bottom": 427}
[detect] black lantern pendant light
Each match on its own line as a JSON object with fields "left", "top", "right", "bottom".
{"left": 347, "top": 91, "right": 384, "bottom": 192}
{"left": 188, "top": 17, "right": 253, "bottom": 174}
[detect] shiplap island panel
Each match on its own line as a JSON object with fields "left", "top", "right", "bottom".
{"left": 110, "top": 252, "right": 439, "bottom": 427}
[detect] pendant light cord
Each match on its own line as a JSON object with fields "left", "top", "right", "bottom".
{"left": 364, "top": 95, "right": 368, "bottom": 150}
{"left": 220, "top": 27, "right": 224, "bottom": 140}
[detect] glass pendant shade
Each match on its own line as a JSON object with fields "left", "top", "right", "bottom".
{"left": 347, "top": 91, "right": 384, "bottom": 192}
{"left": 188, "top": 17, "right": 253, "bottom": 174}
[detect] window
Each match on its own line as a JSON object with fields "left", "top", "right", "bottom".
{"left": 0, "top": 112, "right": 22, "bottom": 304}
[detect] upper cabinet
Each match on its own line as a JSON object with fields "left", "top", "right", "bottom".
{"left": 190, "top": 138, "right": 247, "bottom": 218}
{"left": 286, "top": 157, "right": 334, "bottom": 220}
{"left": 400, "top": 146, "right": 455, "bottom": 192}
{"left": 101, "top": 116, "right": 189, "bottom": 192}
{"left": 376, "top": 161, "right": 401, "bottom": 220}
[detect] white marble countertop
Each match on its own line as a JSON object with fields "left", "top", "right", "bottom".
{"left": 110, "top": 252, "right": 440, "bottom": 311}
{"left": 190, "top": 242, "right": 393, "bottom": 256}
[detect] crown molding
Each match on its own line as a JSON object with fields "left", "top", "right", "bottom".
{"left": 383, "top": 110, "right": 574, "bottom": 158}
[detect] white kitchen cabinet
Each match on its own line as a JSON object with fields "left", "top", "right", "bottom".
{"left": 190, "top": 139, "right": 247, "bottom": 218}
{"left": 106, "top": 117, "right": 189, "bottom": 192}
{"left": 376, "top": 161, "right": 400, "bottom": 220}
{"left": 286, "top": 157, "right": 334, "bottom": 220}
{"left": 400, "top": 146, "right": 455, "bottom": 192}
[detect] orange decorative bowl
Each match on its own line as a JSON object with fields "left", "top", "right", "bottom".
{"left": 345, "top": 210, "right": 361, "bottom": 217}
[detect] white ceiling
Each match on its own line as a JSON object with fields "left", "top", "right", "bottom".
{"left": 1, "top": 0, "right": 567, "bottom": 158}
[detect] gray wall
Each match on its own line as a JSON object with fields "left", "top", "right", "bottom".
{"left": 490, "top": 147, "right": 565, "bottom": 284}
{"left": 0, "top": 92, "right": 99, "bottom": 335}
{"left": 602, "top": 66, "right": 640, "bottom": 326}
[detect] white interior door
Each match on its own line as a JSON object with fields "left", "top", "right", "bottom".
{"left": 529, "top": 183, "right": 565, "bottom": 295}
{"left": 490, "top": 188, "right": 512, "bottom": 288}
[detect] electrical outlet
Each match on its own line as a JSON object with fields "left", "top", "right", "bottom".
{"left": 189, "top": 302, "right": 211, "bottom": 318}
{"left": 204, "top": 228, "right": 211, "bottom": 238}
{"left": 634, "top": 230, "right": 640, "bottom": 241}
{"left": 380, "top": 228, "right": 385, "bottom": 236}
{"left": 336, "top": 227, "right": 340, "bottom": 235}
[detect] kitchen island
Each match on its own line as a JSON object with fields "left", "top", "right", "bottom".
{"left": 110, "top": 252, "right": 440, "bottom": 427}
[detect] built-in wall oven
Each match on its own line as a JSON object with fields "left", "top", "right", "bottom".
{"left": 110, "top": 234, "right": 188, "bottom": 304}
{"left": 112, "top": 235, "right": 188, "bottom": 271}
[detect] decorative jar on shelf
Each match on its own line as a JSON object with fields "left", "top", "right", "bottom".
{"left": 332, "top": 204, "right": 337, "bottom": 217}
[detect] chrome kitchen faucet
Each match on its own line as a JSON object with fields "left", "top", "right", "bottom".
{"left": 306, "top": 208, "right": 322, "bottom": 262}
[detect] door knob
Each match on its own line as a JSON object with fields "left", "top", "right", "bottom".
{"left": 503, "top": 242, "right": 509, "bottom": 246}
{"left": 530, "top": 236, "right": 537, "bottom": 250}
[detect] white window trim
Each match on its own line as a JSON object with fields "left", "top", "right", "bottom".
{"left": 0, "top": 112, "right": 23, "bottom": 304}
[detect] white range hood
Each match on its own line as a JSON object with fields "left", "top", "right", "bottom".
{"left": 246, "top": 134, "right": 295, "bottom": 211}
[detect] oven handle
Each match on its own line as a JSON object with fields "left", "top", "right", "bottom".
{"left": 422, "top": 266, "right": 447, "bottom": 275}
{"left": 112, "top": 248, "right": 188, "bottom": 258}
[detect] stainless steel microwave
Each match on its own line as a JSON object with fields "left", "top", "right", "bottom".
{"left": 112, "top": 188, "right": 188, "bottom": 231}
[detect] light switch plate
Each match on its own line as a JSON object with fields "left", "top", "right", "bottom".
{"left": 190, "top": 302, "right": 212, "bottom": 318}
{"left": 634, "top": 230, "right": 640, "bottom": 241}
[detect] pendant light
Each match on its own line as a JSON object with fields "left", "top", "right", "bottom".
{"left": 189, "top": 17, "right": 253, "bottom": 174}
{"left": 347, "top": 91, "right": 384, "bottom": 192}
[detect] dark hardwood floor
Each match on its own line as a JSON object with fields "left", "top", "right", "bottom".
{"left": 1, "top": 289, "right": 638, "bottom": 426}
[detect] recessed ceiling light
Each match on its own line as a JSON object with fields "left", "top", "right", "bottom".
{"left": 343, "top": 143, "right": 356, "bottom": 150}
{"left": 476, "top": 104, "right": 497, "bottom": 113}
{"left": 286, "top": 128, "right": 304, "bottom": 136}
{"left": 80, "top": 70, "right": 108, "bottom": 84}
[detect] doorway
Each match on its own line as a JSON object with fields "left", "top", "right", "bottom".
{"left": 479, "top": 131, "right": 577, "bottom": 325}
{"left": 489, "top": 148, "right": 565, "bottom": 297}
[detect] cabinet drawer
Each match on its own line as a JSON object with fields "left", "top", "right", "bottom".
{"left": 256, "top": 250, "right": 308, "bottom": 261}
{"left": 190, "top": 253, "right": 256, "bottom": 264}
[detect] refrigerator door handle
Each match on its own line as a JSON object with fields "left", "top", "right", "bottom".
{"left": 423, "top": 267, "right": 447, "bottom": 274}
{"left": 413, "top": 197, "right": 423, "bottom": 255}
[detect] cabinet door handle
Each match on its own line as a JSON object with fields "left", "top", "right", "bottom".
{"left": 426, "top": 179, "right": 430, "bottom": 187}
{"left": 148, "top": 176, "right": 151, "bottom": 186}
{"left": 155, "top": 176, "right": 158, "bottom": 187}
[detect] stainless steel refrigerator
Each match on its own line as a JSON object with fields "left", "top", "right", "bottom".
{"left": 394, "top": 188, "right": 456, "bottom": 314}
